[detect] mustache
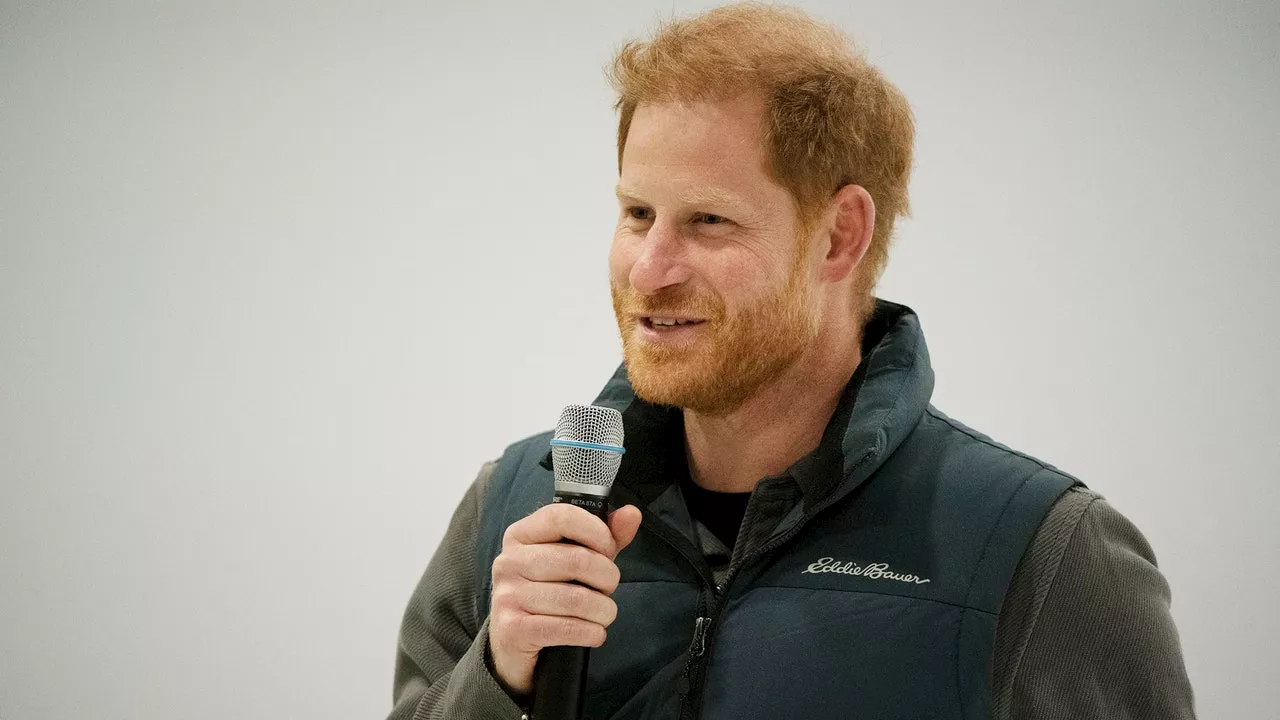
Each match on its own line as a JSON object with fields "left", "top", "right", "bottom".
{"left": 611, "top": 285, "right": 724, "bottom": 319}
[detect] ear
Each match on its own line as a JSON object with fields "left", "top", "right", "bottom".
{"left": 818, "top": 184, "right": 875, "bottom": 284}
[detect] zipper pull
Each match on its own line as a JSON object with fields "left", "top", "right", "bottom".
{"left": 689, "top": 616, "right": 710, "bottom": 657}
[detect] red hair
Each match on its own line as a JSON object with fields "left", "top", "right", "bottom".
{"left": 607, "top": 3, "right": 915, "bottom": 317}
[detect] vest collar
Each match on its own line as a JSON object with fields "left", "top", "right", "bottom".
{"left": 540, "top": 297, "right": 935, "bottom": 511}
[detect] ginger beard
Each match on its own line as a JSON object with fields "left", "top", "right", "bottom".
{"left": 611, "top": 241, "right": 819, "bottom": 416}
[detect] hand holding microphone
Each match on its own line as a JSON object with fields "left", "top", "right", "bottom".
{"left": 487, "top": 405, "right": 641, "bottom": 716}
{"left": 487, "top": 500, "right": 640, "bottom": 695}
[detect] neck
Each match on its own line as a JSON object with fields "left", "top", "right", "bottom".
{"left": 682, "top": 321, "right": 864, "bottom": 494}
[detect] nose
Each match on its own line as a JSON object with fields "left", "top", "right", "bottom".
{"left": 628, "top": 221, "right": 691, "bottom": 295}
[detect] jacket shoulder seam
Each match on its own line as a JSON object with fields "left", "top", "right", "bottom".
{"left": 924, "top": 407, "right": 1080, "bottom": 486}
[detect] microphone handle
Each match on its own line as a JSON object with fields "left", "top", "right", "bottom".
{"left": 531, "top": 646, "right": 589, "bottom": 720}
{"left": 529, "top": 490, "right": 611, "bottom": 720}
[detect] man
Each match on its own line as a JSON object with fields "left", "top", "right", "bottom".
{"left": 390, "top": 4, "right": 1195, "bottom": 719}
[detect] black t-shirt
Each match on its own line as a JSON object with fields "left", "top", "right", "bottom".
{"left": 680, "top": 476, "right": 752, "bottom": 550}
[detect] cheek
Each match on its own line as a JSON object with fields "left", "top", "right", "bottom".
{"left": 608, "top": 234, "right": 634, "bottom": 285}
{"left": 715, "top": 255, "right": 773, "bottom": 293}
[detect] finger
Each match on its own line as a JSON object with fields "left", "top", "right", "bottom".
{"left": 518, "top": 614, "right": 608, "bottom": 650}
{"left": 607, "top": 505, "right": 643, "bottom": 557}
{"left": 513, "top": 580, "right": 618, "bottom": 627}
{"left": 497, "top": 543, "right": 622, "bottom": 594}
{"left": 503, "top": 503, "right": 617, "bottom": 557}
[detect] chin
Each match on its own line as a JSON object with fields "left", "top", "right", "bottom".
{"left": 625, "top": 358, "right": 745, "bottom": 415}
{"left": 627, "top": 356, "right": 698, "bottom": 403}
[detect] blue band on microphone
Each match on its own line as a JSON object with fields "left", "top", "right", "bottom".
{"left": 549, "top": 438, "right": 626, "bottom": 454}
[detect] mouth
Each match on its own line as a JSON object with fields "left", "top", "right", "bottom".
{"left": 632, "top": 315, "right": 710, "bottom": 347}
{"left": 640, "top": 316, "right": 708, "bottom": 330}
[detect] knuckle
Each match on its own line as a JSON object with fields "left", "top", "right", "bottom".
{"left": 490, "top": 583, "right": 518, "bottom": 611}
{"left": 502, "top": 614, "right": 531, "bottom": 649}
{"left": 491, "top": 553, "right": 511, "bottom": 579}
{"left": 541, "top": 503, "right": 567, "bottom": 528}
{"left": 540, "top": 616, "right": 570, "bottom": 646}
{"left": 563, "top": 585, "right": 590, "bottom": 615}
{"left": 550, "top": 504, "right": 596, "bottom": 541}
{"left": 518, "top": 545, "right": 544, "bottom": 576}
{"left": 515, "top": 614, "right": 540, "bottom": 643}
{"left": 491, "top": 583, "right": 509, "bottom": 605}
{"left": 555, "top": 507, "right": 581, "bottom": 540}
{"left": 558, "top": 617, "right": 584, "bottom": 643}
{"left": 491, "top": 609, "right": 517, "bottom": 642}
{"left": 567, "top": 547, "right": 591, "bottom": 575}
{"left": 493, "top": 549, "right": 528, "bottom": 582}
{"left": 501, "top": 522, "right": 521, "bottom": 550}
{"left": 524, "top": 546, "right": 550, "bottom": 577}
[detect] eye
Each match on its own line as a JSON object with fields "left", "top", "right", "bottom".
{"left": 627, "top": 207, "right": 654, "bottom": 221}
{"left": 696, "top": 213, "right": 728, "bottom": 225}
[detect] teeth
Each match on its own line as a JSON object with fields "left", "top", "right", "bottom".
{"left": 651, "top": 318, "right": 698, "bottom": 326}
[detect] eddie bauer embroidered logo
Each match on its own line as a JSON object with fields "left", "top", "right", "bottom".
{"left": 801, "top": 557, "right": 932, "bottom": 585}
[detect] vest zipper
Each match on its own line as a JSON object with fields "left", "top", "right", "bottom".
{"left": 677, "top": 613, "right": 713, "bottom": 717}
{"left": 689, "top": 616, "right": 710, "bottom": 657}
{"left": 625, "top": 505, "right": 719, "bottom": 712}
{"left": 677, "top": 449, "right": 879, "bottom": 720}
{"left": 675, "top": 521, "right": 818, "bottom": 719}
{"left": 678, "top": 610, "right": 713, "bottom": 719}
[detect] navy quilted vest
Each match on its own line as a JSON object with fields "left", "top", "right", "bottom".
{"left": 475, "top": 299, "right": 1077, "bottom": 720}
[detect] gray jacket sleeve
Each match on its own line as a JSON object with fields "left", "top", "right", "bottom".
{"left": 992, "top": 487, "right": 1197, "bottom": 719}
{"left": 389, "top": 461, "right": 526, "bottom": 720}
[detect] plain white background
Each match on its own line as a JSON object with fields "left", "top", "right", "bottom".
{"left": 2, "top": 1, "right": 1276, "bottom": 718}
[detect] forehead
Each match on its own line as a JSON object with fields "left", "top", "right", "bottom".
{"left": 619, "top": 95, "right": 789, "bottom": 208}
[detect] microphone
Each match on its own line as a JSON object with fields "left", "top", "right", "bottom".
{"left": 530, "top": 404, "right": 626, "bottom": 720}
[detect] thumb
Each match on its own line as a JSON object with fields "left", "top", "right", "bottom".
{"left": 607, "top": 504, "right": 642, "bottom": 558}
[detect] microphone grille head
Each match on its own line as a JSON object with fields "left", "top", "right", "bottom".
{"left": 551, "top": 404, "right": 625, "bottom": 492}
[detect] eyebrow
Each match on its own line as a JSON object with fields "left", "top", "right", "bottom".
{"left": 615, "top": 184, "right": 740, "bottom": 208}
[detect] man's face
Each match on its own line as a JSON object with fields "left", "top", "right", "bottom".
{"left": 609, "top": 94, "right": 821, "bottom": 416}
